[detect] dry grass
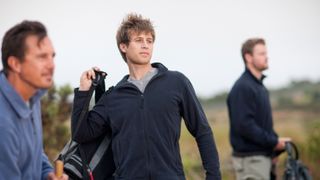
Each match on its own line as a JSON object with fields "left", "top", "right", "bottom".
{"left": 180, "top": 108, "right": 319, "bottom": 180}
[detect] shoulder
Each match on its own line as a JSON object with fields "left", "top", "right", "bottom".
{"left": 164, "top": 70, "right": 189, "bottom": 83}
{"left": 153, "top": 62, "right": 189, "bottom": 82}
{"left": 162, "top": 70, "right": 198, "bottom": 97}
{"left": 105, "top": 86, "right": 115, "bottom": 96}
{"left": 99, "top": 85, "right": 116, "bottom": 102}
{"left": 105, "top": 86, "right": 114, "bottom": 93}
{"left": 161, "top": 70, "right": 194, "bottom": 92}
{"left": 230, "top": 75, "right": 256, "bottom": 97}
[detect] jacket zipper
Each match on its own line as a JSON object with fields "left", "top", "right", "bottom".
{"left": 140, "top": 93, "right": 152, "bottom": 179}
{"left": 116, "top": 71, "right": 164, "bottom": 179}
{"left": 139, "top": 71, "right": 164, "bottom": 179}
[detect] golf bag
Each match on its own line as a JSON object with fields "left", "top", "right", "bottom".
{"left": 283, "top": 142, "right": 312, "bottom": 180}
{"left": 57, "top": 70, "right": 115, "bottom": 180}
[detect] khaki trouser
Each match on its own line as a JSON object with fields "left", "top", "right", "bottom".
{"left": 232, "top": 155, "right": 272, "bottom": 180}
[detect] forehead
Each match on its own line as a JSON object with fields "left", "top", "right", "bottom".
{"left": 253, "top": 43, "right": 266, "bottom": 52}
{"left": 129, "top": 31, "right": 153, "bottom": 39}
{"left": 24, "top": 35, "right": 54, "bottom": 52}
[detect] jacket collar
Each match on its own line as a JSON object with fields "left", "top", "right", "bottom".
{"left": 245, "top": 68, "right": 266, "bottom": 85}
{"left": 116, "top": 62, "right": 168, "bottom": 88}
{"left": 0, "top": 71, "right": 46, "bottom": 119}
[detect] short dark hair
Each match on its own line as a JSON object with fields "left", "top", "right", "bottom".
{"left": 1, "top": 20, "right": 47, "bottom": 75}
{"left": 241, "top": 38, "right": 265, "bottom": 64}
{"left": 116, "top": 13, "right": 155, "bottom": 62}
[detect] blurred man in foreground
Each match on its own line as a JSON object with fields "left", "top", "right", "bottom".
{"left": 0, "top": 20, "right": 68, "bottom": 180}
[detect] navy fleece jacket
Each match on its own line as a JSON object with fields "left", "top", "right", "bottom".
{"left": 72, "top": 63, "right": 221, "bottom": 180}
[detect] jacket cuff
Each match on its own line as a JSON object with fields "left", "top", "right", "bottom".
{"left": 74, "top": 88, "right": 90, "bottom": 97}
{"left": 271, "top": 137, "right": 279, "bottom": 150}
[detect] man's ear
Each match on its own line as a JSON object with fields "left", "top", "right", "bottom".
{"left": 7, "top": 56, "right": 22, "bottom": 73}
{"left": 244, "top": 53, "right": 252, "bottom": 64}
{"left": 119, "top": 43, "right": 127, "bottom": 53}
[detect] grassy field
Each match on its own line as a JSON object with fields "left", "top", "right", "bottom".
{"left": 179, "top": 107, "right": 320, "bottom": 180}
{"left": 44, "top": 106, "right": 319, "bottom": 180}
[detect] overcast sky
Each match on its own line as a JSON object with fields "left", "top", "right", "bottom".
{"left": 1, "top": 0, "right": 319, "bottom": 97}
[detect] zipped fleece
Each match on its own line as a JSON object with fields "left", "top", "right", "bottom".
{"left": 72, "top": 63, "right": 221, "bottom": 180}
{"left": 227, "top": 69, "right": 278, "bottom": 156}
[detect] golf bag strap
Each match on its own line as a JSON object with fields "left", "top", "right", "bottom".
{"left": 60, "top": 85, "right": 96, "bottom": 162}
{"left": 89, "top": 134, "right": 111, "bottom": 170}
{"left": 87, "top": 86, "right": 114, "bottom": 170}
{"left": 72, "top": 85, "right": 96, "bottom": 139}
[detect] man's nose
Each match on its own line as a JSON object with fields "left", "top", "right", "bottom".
{"left": 141, "top": 40, "right": 149, "bottom": 48}
{"left": 47, "top": 57, "right": 55, "bottom": 70}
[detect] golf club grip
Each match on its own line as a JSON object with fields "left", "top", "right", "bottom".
{"left": 55, "top": 160, "right": 64, "bottom": 178}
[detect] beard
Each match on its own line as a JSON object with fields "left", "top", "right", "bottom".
{"left": 253, "top": 59, "right": 268, "bottom": 71}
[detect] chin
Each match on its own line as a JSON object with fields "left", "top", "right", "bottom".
{"left": 41, "top": 81, "right": 53, "bottom": 89}
{"left": 131, "top": 60, "right": 150, "bottom": 65}
{"left": 259, "top": 64, "right": 268, "bottom": 71}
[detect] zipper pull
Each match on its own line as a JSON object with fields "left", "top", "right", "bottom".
{"left": 140, "top": 94, "right": 144, "bottom": 109}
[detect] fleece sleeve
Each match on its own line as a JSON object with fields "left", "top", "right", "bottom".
{"left": 71, "top": 88, "right": 110, "bottom": 143}
{"left": 179, "top": 75, "right": 221, "bottom": 180}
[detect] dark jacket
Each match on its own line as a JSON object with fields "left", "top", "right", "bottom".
{"left": 72, "top": 63, "right": 221, "bottom": 180}
{"left": 227, "top": 69, "right": 278, "bottom": 157}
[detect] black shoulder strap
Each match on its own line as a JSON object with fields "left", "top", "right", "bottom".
{"left": 73, "top": 73, "right": 108, "bottom": 180}
{"left": 72, "top": 72, "right": 108, "bottom": 139}
{"left": 62, "top": 84, "right": 97, "bottom": 164}
{"left": 72, "top": 85, "right": 96, "bottom": 140}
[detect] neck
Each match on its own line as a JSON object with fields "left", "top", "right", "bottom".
{"left": 7, "top": 73, "right": 36, "bottom": 102}
{"left": 246, "top": 64, "right": 263, "bottom": 80}
{"left": 127, "top": 62, "right": 152, "bottom": 80}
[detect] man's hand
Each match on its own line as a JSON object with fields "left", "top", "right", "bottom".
{"left": 79, "top": 67, "right": 100, "bottom": 91}
{"left": 47, "top": 172, "right": 68, "bottom": 180}
{"left": 272, "top": 157, "right": 279, "bottom": 164}
{"left": 274, "top": 137, "right": 291, "bottom": 150}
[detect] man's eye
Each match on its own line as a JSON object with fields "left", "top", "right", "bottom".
{"left": 38, "top": 54, "right": 47, "bottom": 59}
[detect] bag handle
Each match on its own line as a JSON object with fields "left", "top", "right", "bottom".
{"left": 285, "top": 141, "right": 299, "bottom": 160}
